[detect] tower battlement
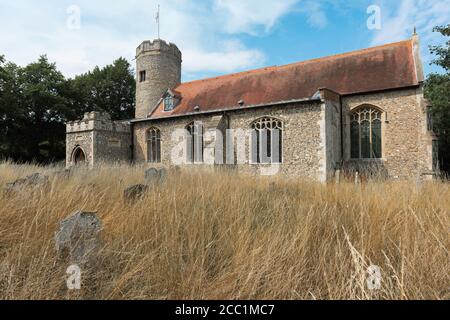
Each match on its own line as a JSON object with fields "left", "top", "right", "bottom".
{"left": 66, "top": 111, "right": 130, "bottom": 133}
{"left": 66, "top": 111, "right": 132, "bottom": 167}
{"left": 135, "top": 39, "right": 182, "bottom": 118}
{"left": 136, "top": 39, "right": 182, "bottom": 61}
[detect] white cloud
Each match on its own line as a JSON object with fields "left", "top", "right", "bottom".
{"left": 183, "top": 40, "right": 265, "bottom": 74}
{"left": 370, "top": 0, "right": 450, "bottom": 66}
{"left": 0, "top": 0, "right": 284, "bottom": 78}
{"left": 213, "top": 0, "right": 299, "bottom": 34}
{"left": 297, "top": 1, "right": 328, "bottom": 29}
{"left": 3, "top": 0, "right": 443, "bottom": 80}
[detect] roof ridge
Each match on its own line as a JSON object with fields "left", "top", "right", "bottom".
{"left": 176, "top": 39, "right": 413, "bottom": 88}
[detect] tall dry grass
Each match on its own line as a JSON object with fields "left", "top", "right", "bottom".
{"left": 0, "top": 161, "right": 448, "bottom": 300}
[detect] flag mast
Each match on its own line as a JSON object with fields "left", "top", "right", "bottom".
{"left": 156, "top": 4, "right": 160, "bottom": 40}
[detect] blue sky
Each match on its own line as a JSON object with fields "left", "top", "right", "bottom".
{"left": 0, "top": 0, "right": 448, "bottom": 81}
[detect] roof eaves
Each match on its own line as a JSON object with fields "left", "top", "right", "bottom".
{"left": 340, "top": 84, "right": 421, "bottom": 98}
{"left": 131, "top": 97, "right": 321, "bottom": 123}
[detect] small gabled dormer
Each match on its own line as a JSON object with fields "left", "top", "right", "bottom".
{"left": 162, "top": 89, "right": 181, "bottom": 112}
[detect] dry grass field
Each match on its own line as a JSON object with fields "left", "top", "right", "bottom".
{"left": 0, "top": 161, "right": 448, "bottom": 300}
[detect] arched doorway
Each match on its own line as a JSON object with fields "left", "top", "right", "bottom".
{"left": 72, "top": 147, "right": 86, "bottom": 165}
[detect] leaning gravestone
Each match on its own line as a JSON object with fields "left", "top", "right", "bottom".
{"left": 158, "top": 168, "right": 168, "bottom": 184}
{"left": 123, "top": 184, "right": 149, "bottom": 204}
{"left": 144, "top": 168, "right": 168, "bottom": 185}
{"left": 53, "top": 169, "right": 71, "bottom": 179}
{"left": 55, "top": 211, "right": 102, "bottom": 265}
{"left": 144, "top": 168, "right": 160, "bottom": 184}
{"left": 4, "top": 172, "right": 49, "bottom": 195}
{"left": 26, "top": 172, "right": 49, "bottom": 184}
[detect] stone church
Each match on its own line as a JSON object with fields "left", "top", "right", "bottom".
{"left": 66, "top": 33, "right": 438, "bottom": 181}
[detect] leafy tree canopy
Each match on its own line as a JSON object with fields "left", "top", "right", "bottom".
{"left": 0, "top": 55, "right": 135, "bottom": 163}
{"left": 424, "top": 24, "right": 450, "bottom": 173}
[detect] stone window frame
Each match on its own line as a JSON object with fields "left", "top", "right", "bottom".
{"left": 139, "top": 70, "right": 146, "bottom": 83}
{"left": 349, "top": 104, "right": 385, "bottom": 160}
{"left": 147, "top": 127, "right": 161, "bottom": 163}
{"left": 186, "top": 121, "right": 204, "bottom": 164}
{"left": 250, "top": 117, "right": 284, "bottom": 164}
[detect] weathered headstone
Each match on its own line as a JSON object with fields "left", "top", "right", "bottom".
{"left": 27, "top": 173, "right": 49, "bottom": 184}
{"left": 123, "top": 184, "right": 149, "bottom": 203}
{"left": 144, "top": 168, "right": 160, "bottom": 184}
{"left": 53, "top": 169, "right": 71, "bottom": 179}
{"left": 158, "top": 168, "right": 168, "bottom": 184}
{"left": 145, "top": 168, "right": 168, "bottom": 185}
{"left": 4, "top": 172, "right": 49, "bottom": 195}
{"left": 55, "top": 211, "right": 102, "bottom": 265}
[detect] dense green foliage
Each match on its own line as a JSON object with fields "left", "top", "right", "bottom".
{"left": 0, "top": 56, "right": 135, "bottom": 162}
{"left": 424, "top": 25, "right": 450, "bottom": 173}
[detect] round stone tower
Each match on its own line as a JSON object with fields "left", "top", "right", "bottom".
{"left": 135, "top": 39, "right": 182, "bottom": 118}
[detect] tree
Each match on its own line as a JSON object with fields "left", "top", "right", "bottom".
{"left": 16, "top": 56, "right": 70, "bottom": 162}
{"left": 0, "top": 55, "right": 136, "bottom": 163}
{"left": 67, "top": 57, "right": 135, "bottom": 121}
{"left": 424, "top": 24, "right": 450, "bottom": 173}
{"left": 0, "top": 57, "right": 27, "bottom": 160}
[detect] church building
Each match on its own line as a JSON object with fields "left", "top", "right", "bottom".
{"left": 66, "top": 33, "right": 438, "bottom": 181}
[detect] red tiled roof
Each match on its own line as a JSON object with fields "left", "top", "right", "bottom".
{"left": 150, "top": 39, "right": 419, "bottom": 118}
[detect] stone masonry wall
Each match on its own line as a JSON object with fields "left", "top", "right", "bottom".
{"left": 66, "top": 112, "right": 131, "bottom": 167}
{"left": 133, "top": 101, "right": 324, "bottom": 181}
{"left": 93, "top": 129, "right": 131, "bottom": 166}
{"left": 342, "top": 87, "right": 434, "bottom": 179}
{"left": 66, "top": 131, "right": 93, "bottom": 167}
{"left": 135, "top": 40, "right": 182, "bottom": 119}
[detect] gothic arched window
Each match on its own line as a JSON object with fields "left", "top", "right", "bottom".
{"left": 350, "top": 106, "right": 382, "bottom": 159}
{"left": 251, "top": 117, "right": 283, "bottom": 164}
{"left": 147, "top": 127, "right": 161, "bottom": 163}
{"left": 186, "top": 121, "right": 203, "bottom": 163}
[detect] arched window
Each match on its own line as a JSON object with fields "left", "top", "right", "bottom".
{"left": 186, "top": 122, "right": 203, "bottom": 163}
{"left": 350, "top": 106, "right": 382, "bottom": 159}
{"left": 251, "top": 117, "right": 283, "bottom": 164}
{"left": 147, "top": 127, "right": 161, "bottom": 163}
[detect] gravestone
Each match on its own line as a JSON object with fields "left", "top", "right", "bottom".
{"left": 53, "top": 169, "right": 72, "bottom": 179}
{"left": 158, "top": 168, "right": 168, "bottom": 184}
{"left": 4, "top": 172, "right": 49, "bottom": 195}
{"left": 55, "top": 211, "right": 102, "bottom": 265}
{"left": 145, "top": 168, "right": 168, "bottom": 185}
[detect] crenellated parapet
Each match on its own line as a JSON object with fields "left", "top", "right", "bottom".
{"left": 136, "top": 39, "right": 182, "bottom": 61}
{"left": 65, "top": 111, "right": 132, "bottom": 168}
{"left": 135, "top": 39, "right": 182, "bottom": 119}
{"left": 66, "top": 111, "right": 131, "bottom": 134}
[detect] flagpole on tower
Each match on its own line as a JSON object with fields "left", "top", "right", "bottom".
{"left": 156, "top": 4, "right": 160, "bottom": 40}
